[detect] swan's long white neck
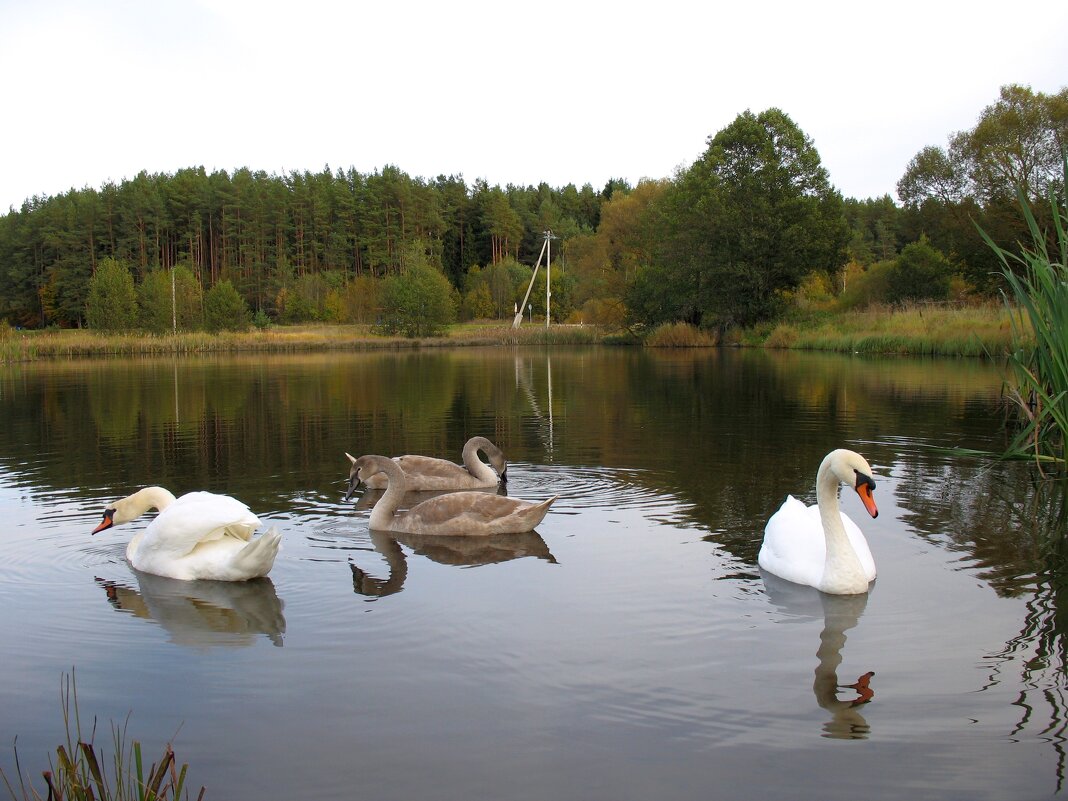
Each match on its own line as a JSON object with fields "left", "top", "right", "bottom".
{"left": 814, "top": 456, "right": 867, "bottom": 595}
{"left": 115, "top": 486, "right": 178, "bottom": 524}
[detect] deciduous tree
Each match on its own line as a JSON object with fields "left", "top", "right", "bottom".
{"left": 204, "top": 279, "right": 252, "bottom": 332}
{"left": 639, "top": 109, "right": 848, "bottom": 328}
{"left": 86, "top": 258, "right": 137, "bottom": 332}
{"left": 377, "top": 242, "right": 456, "bottom": 337}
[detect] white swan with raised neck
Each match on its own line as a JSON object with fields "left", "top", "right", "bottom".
{"left": 758, "top": 449, "right": 879, "bottom": 595}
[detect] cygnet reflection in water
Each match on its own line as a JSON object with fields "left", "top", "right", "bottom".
{"left": 96, "top": 570, "right": 286, "bottom": 648}
{"left": 350, "top": 529, "right": 557, "bottom": 598}
{"left": 761, "top": 570, "right": 876, "bottom": 740}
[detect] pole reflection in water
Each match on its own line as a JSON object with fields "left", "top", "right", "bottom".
{"left": 96, "top": 571, "right": 286, "bottom": 647}
{"left": 515, "top": 354, "right": 554, "bottom": 456}
{"left": 762, "top": 571, "right": 876, "bottom": 740}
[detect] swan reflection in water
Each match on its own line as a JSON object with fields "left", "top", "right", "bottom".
{"left": 762, "top": 571, "right": 875, "bottom": 739}
{"left": 96, "top": 571, "right": 286, "bottom": 648}
{"left": 351, "top": 529, "right": 557, "bottom": 598}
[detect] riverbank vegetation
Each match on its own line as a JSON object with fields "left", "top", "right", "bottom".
{"left": 0, "top": 304, "right": 1020, "bottom": 361}
{"left": 1, "top": 673, "right": 203, "bottom": 801}
{"left": 1, "top": 83, "right": 1064, "bottom": 360}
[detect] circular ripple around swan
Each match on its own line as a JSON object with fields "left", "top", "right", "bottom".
{"left": 505, "top": 462, "right": 694, "bottom": 521}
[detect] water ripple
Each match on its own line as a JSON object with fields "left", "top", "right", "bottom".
{"left": 506, "top": 462, "right": 692, "bottom": 519}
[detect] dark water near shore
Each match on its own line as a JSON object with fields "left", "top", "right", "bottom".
{"left": 1, "top": 347, "right": 1065, "bottom": 800}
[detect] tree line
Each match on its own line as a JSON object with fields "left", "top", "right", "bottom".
{"left": 1, "top": 83, "right": 1064, "bottom": 335}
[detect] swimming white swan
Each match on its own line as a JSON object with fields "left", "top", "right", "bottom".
{"left": 355, "top": 436, "right": 507, "bottom": 491}
{"left": 347, "top": 454, "right": 556, "bottom": 535}
{"left": 758, "top": 449, "right": 879, "bottom": 595}
{"left": 92, "top": 487, "right": 281, "bottom": 581}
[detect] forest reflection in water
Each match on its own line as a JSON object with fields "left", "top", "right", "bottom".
{"left": 1, "top": 346, "right": 1066, "bottom": 800}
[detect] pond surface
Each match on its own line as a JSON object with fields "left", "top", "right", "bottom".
{"left": 1, "top": 347, "right": 1066, "bottom": 800}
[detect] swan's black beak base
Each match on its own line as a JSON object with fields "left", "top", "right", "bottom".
{"left": 92, "top": 508, "right": 115, "bottom": 535}
{"left": 853, "top": 472, "right": 878, "bottom": 519}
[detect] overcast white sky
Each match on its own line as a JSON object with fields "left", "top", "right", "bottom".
{"left": 1, "top": 0, "right": 1066, "bottom": 213}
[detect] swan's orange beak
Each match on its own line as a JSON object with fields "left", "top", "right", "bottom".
{"left": 92, "top": 509, "right": 115, "bottom": 534}
{"left": 855, "top": 480, "right": 878, "bottom": 519}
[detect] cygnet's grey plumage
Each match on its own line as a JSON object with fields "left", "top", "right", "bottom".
{"left": 347, "top": 454, "right": 555, "bottom": 535}
{"left": 357, "top": 436, "right": 507, "bottom": 491}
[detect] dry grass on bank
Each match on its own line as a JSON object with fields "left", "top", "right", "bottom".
{"left": 0, "top": 305, "right": 1023, "bottom": 362}
{"left": 757, "top": 303, "right": 1023, "bottom": 357}
{"left": 0, "top": 321, "right": 606, "bottom": 362}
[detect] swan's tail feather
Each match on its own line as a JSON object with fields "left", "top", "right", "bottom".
{"left": 527, "top": 495, "right": 558, "bottom": 527}
{"left": 232, "top": 527, "right": 282, "bottom": 578}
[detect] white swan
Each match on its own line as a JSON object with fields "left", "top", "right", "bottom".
{"left": 758, "top": 449, "right": 879, "bottom": 595}
{"left": 354, "top": 436, "right": 507, "bottom": 492}
{"left": 347, "top": 454, "right": 556, "bottom": 535}
{"left": 91, "top": 487, "right": 282, "bottom": 581}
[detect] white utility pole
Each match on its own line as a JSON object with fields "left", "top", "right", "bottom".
{"left": 545, "top": 230, "right": 551, "bottom": 329}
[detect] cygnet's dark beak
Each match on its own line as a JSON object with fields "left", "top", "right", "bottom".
{"left": 344, "top": 474, "right": 359, "bottom": 501}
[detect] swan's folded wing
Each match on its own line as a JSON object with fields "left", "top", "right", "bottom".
{"left": 146, "top": 492, "right": 261, "bottom": 558}
{"left": 394, "top": 455, "right": 466, "bottom": 477}
{"left": 759, "top": 496, "right": 826, "bottom": 586}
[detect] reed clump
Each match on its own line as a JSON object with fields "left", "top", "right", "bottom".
{"left": 1, "top": 672, "right": 203, "bottom": 801}
{"left": 456, "top": 322, "right": 606, "bottom": 346}
{"left": 644, "top": 322, "right": 717, "bottom": 347}
{"left": 980, "top": 159, "right": 1068, "bottom": 474}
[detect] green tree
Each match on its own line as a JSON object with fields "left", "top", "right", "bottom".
{"left": 461, "top": 282, "right": 495, "bottom": 320}
{"left": 568, "top": 180, "right": 666, "bottom": 316}
{"left": 341, "top": 275, "right": 379, "bottom": 324}
{"left": 643, "top": 108, "right": 848, "bottom": 328}
{"left": 203, "top": 279, "right": 252, "bottom": 332}
{"left": 86, "top": 258, "right": 138, "bottom": 332}
{"left": 489, "top": 258, "right": 525, "bottom": 317}
{"left": 897, "top": 84, "right": 1068, "bottom": 294}
{"left": 377, "top": 242, "right": 456, "bottom": 337}
{"left": 900, "top": 85, "right": 1068, "bottom": 206}
{"left": 886, "top": 237, "right": 955, "bottom": 304}
{"left": 844, "top": 195, "right": 903, "bottom": 265}
{"left": 173, "top": 265, "right": 204, "bottom": 331}
{"left": 138, "top": 269, "right": 174, "bottom": 334}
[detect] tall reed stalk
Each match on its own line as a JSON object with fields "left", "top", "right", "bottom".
{"left": 1, "top": 672, "right": 203, "bottom": 801}
{"left": 979, "top": 156, "right": 1068, "bottom": 475}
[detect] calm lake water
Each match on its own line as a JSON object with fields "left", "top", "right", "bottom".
{"left": 1, "top": 347, "right": 1066, "bottom": 800}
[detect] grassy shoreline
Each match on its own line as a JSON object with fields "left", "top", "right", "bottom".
{"left": 741, "top": 303, "right": 1023, "bottom": 357}
{"left": 0, "top": 305, "right": 1024, "bottom": 363}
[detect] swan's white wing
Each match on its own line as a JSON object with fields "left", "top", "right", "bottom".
{"left": 143, "top": 492, "right": 260, "bottom": 559}
{"left": 759, "top": 496, "right": 826, "bottom": 588}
